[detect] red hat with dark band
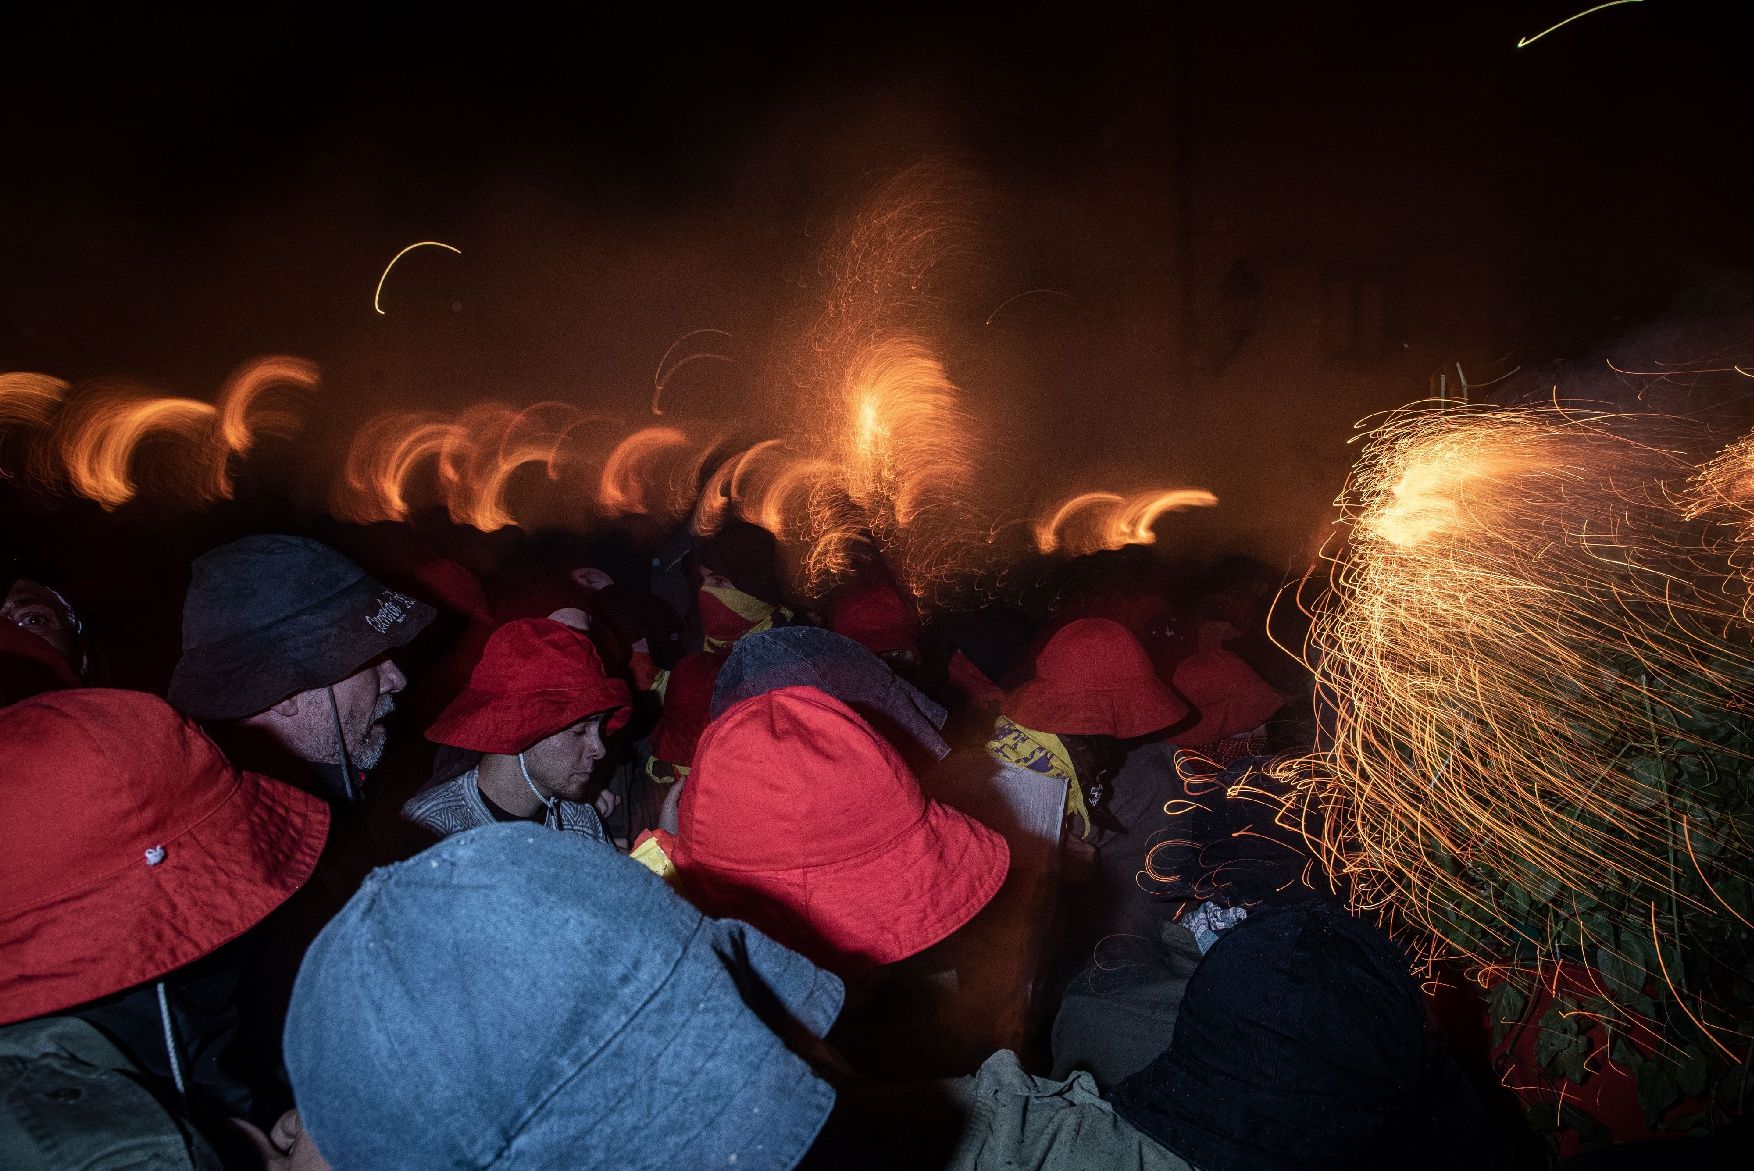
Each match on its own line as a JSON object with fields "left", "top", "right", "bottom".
{"left": 1004, "top": 617, "right": 1189, "bottom": 738}
{"left": 427, "top": 618, "right": 631, "bottom": 754}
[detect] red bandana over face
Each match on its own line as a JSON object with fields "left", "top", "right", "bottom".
{"left": 697, "top": 584, "right": 786, "bottom": 651}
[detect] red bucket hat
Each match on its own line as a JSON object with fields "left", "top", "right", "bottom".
{"left": 672, "top": 686, "right": 1008, "bottom": 971}
{"left": 1170, "top": 620, "right": 1285, "bottom": 746}
{"left": 1004, "top": 617, "right": 1190, "bottom": 738}
{"left": 829, "top": 582, "right": 920, "bottom": 658}
{"left": 427, "top": 618, "right": 632, "bottom": 754}
{"left": 0, "top": 689, "right": 329, "bottom": 1025}
{"left": 650, "top": 650, "right": 725, "bottom": 768}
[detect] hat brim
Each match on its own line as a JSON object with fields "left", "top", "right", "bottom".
{"left": 519, "top": 915, "right": 842, "bottom": 1169}
{"left": 1003, "top": 677, "right": 1189, "bottom": 739}
{"left": 426, "top": 685, "right": 632, "bottom": 754}
{"left": 0, "top": 765, "right": 328, "bottom": 1025}
{"left": 169, "top": 576, "right": 435, "bottom": 720}
{"left": 677, "top": 799, "right": 1009, "bottom": 970}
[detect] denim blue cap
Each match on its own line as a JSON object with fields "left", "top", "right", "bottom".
{"left": 285, "top": 824, "right": 843, "bottom": 1170}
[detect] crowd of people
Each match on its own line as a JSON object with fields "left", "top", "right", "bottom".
{"left": 0, "top": 516, "right": 1686, "bottom": 1168}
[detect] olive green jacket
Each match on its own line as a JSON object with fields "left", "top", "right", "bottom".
{"left": 0, "top": 1015, "right": 223, "bottom": 1170}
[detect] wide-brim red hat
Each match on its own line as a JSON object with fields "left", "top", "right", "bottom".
{"left": 673, "top": 686, "right": 1008, "bottom": 971}
{"left": 1171, "top": 648, "right": 1285, "bottom": 746}
{"left": 829, "top": 582, "right": 920, "bottom": 658}
{"left": 1004, "top": 617, "right": 1190, "bottom": 738}
{"left": 0, "top": 690, "right": 329, "bottom": 1025}
{"left": 427, "top": 617, "right": 631, "bottom": 753}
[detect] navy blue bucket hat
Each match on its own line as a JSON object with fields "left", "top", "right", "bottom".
{"left": 285, "top": 824, "right": 844, "bottom": 1171}
{"left": 169, "top": 535, "right": 434, "bottom": 720}
{"left": 1106, "top": 900, "right": 1514, "bottom": 1171}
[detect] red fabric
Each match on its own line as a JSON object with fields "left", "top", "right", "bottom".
{"left": 0, "top": 690, "right": 329, "bottom": 1024}
{"left": 426, "top": 618, "right": 632, "bottom": 753}
{"left": 1004, "top": 618, "right": 1190, "bottom": 738}
{"left": 1074, "top": 589, "right": 1174, "bottom": 641}
{"left": 629, "top": 640, "right": 660, "bottom": 692}
{"left": 0, "top": 621, "right": 80, "bottom": 703}
{"left": 830, "top": 582, "right": 919, "bottom": 658}
{"left": 650, "top": 650, "right": 725, "bottom": 767}
{"left": 672, "top": 686, "right": 1009, "bottom": 972}
{"left": 1489, "top": 963, "right": 1688, "bottom": 1155}
{"left": 697, "top": 586, "right": 773, "bottom": 646}
{"left": 1169, "top": 621, "right": 1285, "bottom": 746}
{"left": 945, "top": 649, "right": 1006, "bottom": 709}
{"left": 411, "top": 557, "right": 492, "bottom": 624}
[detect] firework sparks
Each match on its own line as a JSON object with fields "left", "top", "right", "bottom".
{"left": 1272, "top": 403, "right": 1754, "bottom": 1060}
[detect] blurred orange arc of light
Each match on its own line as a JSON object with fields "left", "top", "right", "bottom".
{"left": 1034, "top": 492, "right": 1124, "bottom": 554}
{"left": 1118, "top": 489, "right": 1221, "bottom": 545}
{"left": 214, "top": 356, "right": 320, "bottom": 454}
{"left": 62, "top": 396, "right": 217, "bottom": 509}
{"left": 0, "top": 373, "right": 70, "bottom": 427}
{"left": 598, "top": 426, "right": 689, "bottom": 516}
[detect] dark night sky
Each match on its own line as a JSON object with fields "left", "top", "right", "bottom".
{"left": 4, "top": 1, "right": 1754, "bottom": 565}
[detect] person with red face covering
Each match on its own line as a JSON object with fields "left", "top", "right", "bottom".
{"left": 692, "top": 519, "right": 794, "bottom": 652}
{"left": 646, "top": 648, "right": 726, "bottom": 787}
{"left": 404, "top": 618, "right": 632, "bottom": 843}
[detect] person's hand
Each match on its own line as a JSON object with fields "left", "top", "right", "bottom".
{"left": 659, "top": 774, "right": 686, "bottom": 833}
{"left": 232, "top": 1110, "right": 332, "bottom": 1171}
{"left": 594, "top": 786, "right": 621, "bottom": 820}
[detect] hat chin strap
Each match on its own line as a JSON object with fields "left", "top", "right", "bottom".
{"left": 518, "top": 752, "right": 560, "bottom": 829}
{"left": 325, "top": 686, "right": 361, "bottom": 804}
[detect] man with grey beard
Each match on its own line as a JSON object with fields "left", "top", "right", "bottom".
{"left": 168, "top": 534, "right": 434, "bottom": 804}
{"left": 164, "top": 535, "right": 437, "bottom": 1134}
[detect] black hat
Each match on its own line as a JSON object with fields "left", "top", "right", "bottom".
{"left": 169, "top": 536, "right": 435, "bottom": 721}
{"left": 1107, "top": 900, "right": 1513, "bottom": 1171}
